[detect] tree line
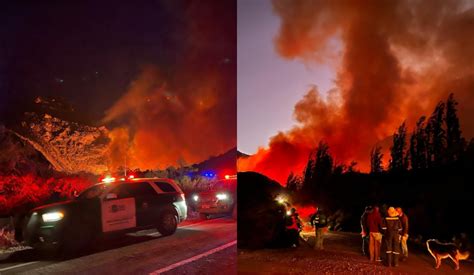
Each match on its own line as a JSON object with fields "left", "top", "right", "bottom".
{"left": 373, "top": 93, "right": 467, "bottom": 173}
{"left": 286, "top": 93, "right": 473, "bottom": 202}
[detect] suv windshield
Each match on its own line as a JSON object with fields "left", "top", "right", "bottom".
{"left": 78, "top": 184, "right": 108, "bottom": 199}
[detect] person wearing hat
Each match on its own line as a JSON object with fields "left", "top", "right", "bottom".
{"left": 382, "top": 207, "right": 402, "bottom": 267}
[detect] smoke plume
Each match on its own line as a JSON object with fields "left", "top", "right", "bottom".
{"left": 239, "top": 0, "right": 474, "bottom": 184}
{"left": 103, "top": 2, "right": 236, "bottom": 171}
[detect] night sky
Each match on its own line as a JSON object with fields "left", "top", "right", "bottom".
{"left": 1, "top": 1, "right": 233, "bottom": 125}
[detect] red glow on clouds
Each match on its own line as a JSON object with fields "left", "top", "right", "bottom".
{"left": 239, "top": 0, "right": 474, "bottom": 185}
{"left": 102, "top": 0, "right": 236, "bottom": 171}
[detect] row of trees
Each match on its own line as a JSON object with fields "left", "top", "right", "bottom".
{"left": 286, "top": 141, "right": 333, "bottom": 202}
{"left": 282, "top": 93, "right": 474, "bottom": 239}
{"left": 286, "top": 93, "right": 472, "bottom": 201}
{"left": 372, "top": 93, "right": 466, "bottom": 173}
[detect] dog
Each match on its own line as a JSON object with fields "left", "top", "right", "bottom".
{"left": 426, "top": 239, "right": 470, "bottom": 270}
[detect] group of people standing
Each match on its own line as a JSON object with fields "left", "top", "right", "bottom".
{"left": 361, "top": 205, "right": 409, "bottom": 267}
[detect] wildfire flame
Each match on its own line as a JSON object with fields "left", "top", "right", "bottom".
{"left": 102, "top": 2, "right": 236, "bottom": 172}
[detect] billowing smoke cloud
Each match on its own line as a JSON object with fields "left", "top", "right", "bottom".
{"left": 103, "top": 2, "right": 236, "bottom": 171}
{"left": 239, "top": 0, "right": 474, "bottom": 184}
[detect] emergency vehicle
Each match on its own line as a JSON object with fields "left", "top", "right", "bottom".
{"left": 193, "top": 175, "right": 237, "bottom": 220}
{"left": 22, "top": 177, "right": 187, "bottom": 252}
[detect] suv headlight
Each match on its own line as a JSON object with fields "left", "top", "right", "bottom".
{"left": 193, "top": 195, "right": 199, "bottom": 202}
{"left": 42, "top": 211, "right": 64, "bottom": 222}
{"left": 216, "top": 193, "right": 228, "bottom": 200}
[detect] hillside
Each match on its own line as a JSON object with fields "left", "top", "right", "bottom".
{"left": 0, "top": 126, "right": 51, "bottom": 176}
{"left": 15, "top": 112, "right": 109, "bottom": 174}
{"left": 193, "top": 147, "right": 237, "bottom": 175}
{"left": 237, "top": 171, "right": 287, "bottom": 249}
{"left": 237, "top": 150, "right": 250, "bottom": 159}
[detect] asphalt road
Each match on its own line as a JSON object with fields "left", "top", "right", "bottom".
{"left": 0, "top": 217, "right": 236, "bottom": 274}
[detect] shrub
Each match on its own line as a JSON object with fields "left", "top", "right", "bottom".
{"left": 0, "top": 174, "right": 92, "bottom": 215}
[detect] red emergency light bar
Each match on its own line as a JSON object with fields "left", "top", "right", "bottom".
{"left": 101, "top": 174, "right": 135, "bottom": 183}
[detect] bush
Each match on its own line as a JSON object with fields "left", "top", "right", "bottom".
{"left": 238, "top": 172, "right": 289, "bottom": 249}
{"left": 0, "top": 226, "right": 17, "bottom": 248}
{"left": 0, "top": 174, "right": 92, "bottom": 215}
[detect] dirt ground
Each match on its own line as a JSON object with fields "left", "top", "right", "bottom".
{"left": 238, "top": 231, "right": 474, "bottom": 274}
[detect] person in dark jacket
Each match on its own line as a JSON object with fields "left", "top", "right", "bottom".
{"left": 310, "top": 207, "right": 328, "bottom": 250}
{"left": 396, "top": 207, "right": 409, "bottom": 260}
{"left": 360, "top": 206, "right": 373, "bottom": 256}
{"left": 382, "top": 207, "right": 402, "bottom": 267}
{"left": 366, "top": 206, "right": 383, "bottom": 262}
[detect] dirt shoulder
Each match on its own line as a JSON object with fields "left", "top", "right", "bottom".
{"left": 238, "top": 231, "right": 474, "bottom": 274}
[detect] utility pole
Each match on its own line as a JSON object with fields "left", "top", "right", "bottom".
{"left": 124, "top": 153, "right": 127, "bottom": 177}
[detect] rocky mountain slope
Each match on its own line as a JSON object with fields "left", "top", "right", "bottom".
{"left": 16, "top": 112, "right": 109, "bottom": 174}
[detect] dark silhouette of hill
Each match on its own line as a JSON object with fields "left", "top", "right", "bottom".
{"left": 237, "top": 150, "right": 250, "bottom": 159}
{"left": 0, "top": 125, "right": 52, "bottom": 176}
{"left": 237, "top": 171, "right": 289, "bottom": 249}
{"left": 192, "top": 147, "right": 237, "bottom": 175}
